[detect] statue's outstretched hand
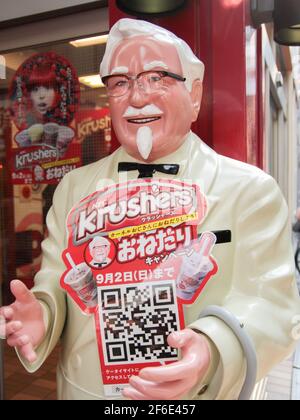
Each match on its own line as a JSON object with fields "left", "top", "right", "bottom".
{"left": 123, "top": 328, "right": 211, "bottom": 400}
{"left": 0, "top": 280, "right": 46, "bottom": 363}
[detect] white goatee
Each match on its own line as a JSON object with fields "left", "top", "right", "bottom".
{"left": 136, "top": 126, "right": 153, "bottom": 160}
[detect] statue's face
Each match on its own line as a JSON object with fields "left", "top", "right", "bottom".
{"left": 108, "top": 36, "right": 201, "bottom": 161}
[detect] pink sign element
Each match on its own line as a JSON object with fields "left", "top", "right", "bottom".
{"left": 60, "top": 179, "right": 216, "bottom": 397}
{"left": 174, "top": 232, "right": 218, "bottom": 302}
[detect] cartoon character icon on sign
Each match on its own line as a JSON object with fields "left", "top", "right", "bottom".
{"left": 1, "top": 18, "right": 300, "bottom": 401}
{"left": 88, "top": 237, "right": 112, "bottom": 269}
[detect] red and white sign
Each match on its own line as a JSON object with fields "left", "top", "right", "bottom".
{"left": 9, "top": 143, "right": 81, "bottom": 185}
{"left": 60, "top": 179, "right": 217, "bottom": 397}
{"left": 76, "top": 108, "right": 111, "bottom": 144}
{"left": 8, "top": 52, "right": 81, "bottom": 185}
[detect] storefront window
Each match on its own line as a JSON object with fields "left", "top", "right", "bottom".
{"left": 0, "top": 36, "right": 113, "bottom": 303}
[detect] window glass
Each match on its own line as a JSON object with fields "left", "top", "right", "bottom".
{"left": 0, "top": 37, "right": 113, "bottom": 303}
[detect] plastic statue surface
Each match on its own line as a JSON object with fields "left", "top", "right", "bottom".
{"left": 1, "top": 18, "right": 300, "bottom": 401}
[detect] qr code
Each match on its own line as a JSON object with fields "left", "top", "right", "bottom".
{"left": 98, "top": 280, "right": 180, "bottom": 365}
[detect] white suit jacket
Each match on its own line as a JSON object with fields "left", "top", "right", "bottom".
{"left": 18, "top": 131, "right": 300, "bottom": 400}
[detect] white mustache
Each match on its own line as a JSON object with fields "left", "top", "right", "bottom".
{"left": 123, "top": 105, "right": 163, "bottom": 118}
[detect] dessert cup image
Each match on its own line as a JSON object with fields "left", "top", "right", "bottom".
{"left": 57, "top": 126, "right": 74, "bottom": 157}
{"left": 176, "top": 273, "right": 206, "bottom": 300}
{"left": 15, "top": 130, "right": 31, "bottom": 147}
{"left": 64, "top": 262, "right": 97, "bottom": 308}
{"left": 28, "top": 124, "right": 44, "bottom": 144}
{"left": 176, "top": 256, "right": 213, "bottom": 300}
{"left": 44, "top": 122, "right": 59, "bottom": 147}
{"left": 176, "top": 232, "right": 216, "bottom": 300}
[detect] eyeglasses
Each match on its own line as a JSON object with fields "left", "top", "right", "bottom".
{"left": 102, "top": 70, "right": 186, "bottom": 98}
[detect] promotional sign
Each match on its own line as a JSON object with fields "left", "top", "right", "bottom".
{"left": 9, "top": 144, "right": 81, "bottom": 184}
{"left": 76, "top": 108, "right": 111, "bottom": 144}
{"left": 61, "top": 179, "right": 218, "bottom": 396}
{"left": 76, "top": 108, "right": 112, "bottom": 161}
{"left": 8, "top": 52, "right": 81, "bottom": 184}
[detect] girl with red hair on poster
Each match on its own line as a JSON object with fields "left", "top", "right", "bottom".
{"left": 9, "top": 52, "right": 79, "bottom": 131}
{"left": 26, "top": 63, "right": 60, "bottom": 126}
{"left": 8, "top": 52, "right": 81, "bottom": 184}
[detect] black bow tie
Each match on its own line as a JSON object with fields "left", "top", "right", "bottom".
{"left": 118, "top": 162, "right": 180, "bottom": 178}
{"left": 93, "top": 262, "right": 107, "bottom": 268}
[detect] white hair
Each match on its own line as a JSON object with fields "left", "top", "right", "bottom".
{"left": 100, "top": 18, "right": 205, "bottom": 92}
{"left": 89, "top": 236, "right": 110, "bottom": 251}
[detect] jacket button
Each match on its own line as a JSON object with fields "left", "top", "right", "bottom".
{"left": 198, "top": 384, "right": 209, "bottom": 396}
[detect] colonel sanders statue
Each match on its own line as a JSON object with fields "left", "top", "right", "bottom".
{"left": 1, "top": 19, "right": 300, "bottom": 401}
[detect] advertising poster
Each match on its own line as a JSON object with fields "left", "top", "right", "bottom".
{"left": 76, "top": 108, "right": 111, "bottom": 145}
{"left": 8, "top": 52, "right": 81, "bottom": 184}
{"left": 60, "top": 179, "right": 218, "bottom": 396}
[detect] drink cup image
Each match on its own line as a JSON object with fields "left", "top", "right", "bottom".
{"left": 57, "top": 126, "right": 74, "bottom": 157}
{"left": 177, "top": 256, "right": 214, "bottom": 300}
{"left": 28, "top": 123, "right": 44, "bottom": 144}
{"left": 64, "top": 262, "right": 97, "bottom": 308}
{"left": 15, "top": 130, "right": 31, "bottom": 147}
{"left": 44, "top": 122, "right": 59, "bottom": 147}
{"left": 176, "top": 232, "right": 216, "bottom": 300}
